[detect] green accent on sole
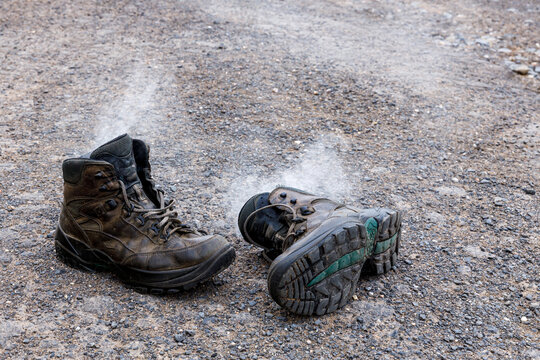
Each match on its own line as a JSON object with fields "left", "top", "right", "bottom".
{"left": 374, "top": 232, "right": 398, "bottom": 254}
{"left": 307, "top": 218, "right": 378, "bottom": 287}
{"left": 307, "top": 247, "right": 365, "bottom": 287}
{"left": 365, "top": 217, "right": 378, "bottom": 256}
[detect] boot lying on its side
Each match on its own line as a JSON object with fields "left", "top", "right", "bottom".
{"left": 238, "top": 187, "right": 401, "bottom": 315}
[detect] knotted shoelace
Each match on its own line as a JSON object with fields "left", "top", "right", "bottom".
{"left": 118, "top": 181, "right": 196, "bottom": 240}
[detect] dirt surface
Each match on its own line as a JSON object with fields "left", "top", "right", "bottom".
{"left": 0, "top": 0, "right": 539, "bottom": 359}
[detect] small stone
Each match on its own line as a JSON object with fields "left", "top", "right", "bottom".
{"left": 510, "top": 64, "right": 529, "bottom": 75}
{"left": 498, "top": 48, "right": 512, "bottom": 54}
{"left": 493, "top": 197, "right": 507, "bottom": 206}
{"left": 457, "top": 265, "right": 471, "bottom": 274}
{"left": 475, "top": 36, "right": 496, "bottom": 47}
{"left": 184, "top": 329, "right": 196, "bottom": 337}
{"left": 464, "top": 245, "right": 492, "bottom": 259}
{"left": 436, "top": 186, "right": 466, "bottom": 197}
{"left": 174, "top": 334, "right": 184, "bottom": 343}
{"left": 522, "top": 188, "right": 535, "bottom": 195}
{"left": 521, "top": 316, "right": 528, "bottom": 323}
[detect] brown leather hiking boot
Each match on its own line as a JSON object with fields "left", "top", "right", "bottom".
{"left": 238, "top": 187, "right": 401, "bottom": 315}
{"left": 55, "top": 134, "right": 235, "bottom": 293}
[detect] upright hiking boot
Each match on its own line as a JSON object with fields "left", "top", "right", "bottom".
{"left": 55, "top": 134, "right": 235, "bottom": 293}
{"left": 238, "top": 187, "right": 401, "bottom": 315}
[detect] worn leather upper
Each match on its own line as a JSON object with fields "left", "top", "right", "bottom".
{"left": 246, "top": 187, "right": 378, "bottom": 253}
{"left": 59, "top": 135, "right": 230, "bottom": 271}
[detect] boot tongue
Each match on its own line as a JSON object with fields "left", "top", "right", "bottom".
{"left": 90, "top": 134, "right": 155, "bottom": 209}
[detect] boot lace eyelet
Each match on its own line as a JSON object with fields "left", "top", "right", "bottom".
{"left": 123, "top": 203, "right": 134, "bottom": 217}
{"left": 150, "top": 223, "right": 160, "bottom": 235}
{"left": 136, "top": 214, "right": 145, "bottom": 226}
{"left": 106, "top": 199, "right": 117, "bottom": 210}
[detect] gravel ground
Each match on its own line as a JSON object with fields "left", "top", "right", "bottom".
{"left": 0, "top": 0, "right": 538, "bottom": 359}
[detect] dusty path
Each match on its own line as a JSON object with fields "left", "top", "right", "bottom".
{"left": 0, "top": 0, "right": 538, "bottom": 359}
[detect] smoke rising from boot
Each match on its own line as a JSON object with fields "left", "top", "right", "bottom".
{"left": 93, "top": 67, "right": 160, "bottom": 147}
{"left": 225, "top": 135, "right": 353, "bottom": 233}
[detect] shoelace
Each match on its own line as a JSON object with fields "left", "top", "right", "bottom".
{"left": 118, "top": 181, "right": 195, "bottom": 240}
{"left": 242, "top": 203, "right": 308, "bottom": 252}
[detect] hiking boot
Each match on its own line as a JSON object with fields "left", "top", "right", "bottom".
{"left": 55, "top": 134, "right": 235, "bottom": 293}
{"left": 238, "top": 187, "right": 401, "bottom": 315}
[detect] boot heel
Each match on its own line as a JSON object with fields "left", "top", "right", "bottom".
{"left": 365, "top": 229, "right": 400, "bottom": 275}
{"left": 54, "top": 227, "right": 107, "bottom": 272}
{"left": 363, "top": 210, "right": 402, "bottom": 275}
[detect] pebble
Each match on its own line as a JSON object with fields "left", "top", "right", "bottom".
{"left": 510, "top": 64, "right": 529, "bottom": 75}
{"left": 457, "top": 265, "right": 471, "bottom": 274}
{"left": 436, "top": 186, "right": 466, "bottom": 197}
{"left": 464, "top": 245, "right": 492, "bottom": 259}
{"left": 475, "top": 36, "right": 496, "bottom": 47}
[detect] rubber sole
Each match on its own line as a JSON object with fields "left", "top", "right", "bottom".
{"left": 267, "top": 209, "right": 401, "bottom": 316}
{"left": 54, "top": 226, "right": 236, "bottom": 294}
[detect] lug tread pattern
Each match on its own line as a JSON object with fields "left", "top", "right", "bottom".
{"left": 275, "top": 225, "right": 366, "bottom": 316}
